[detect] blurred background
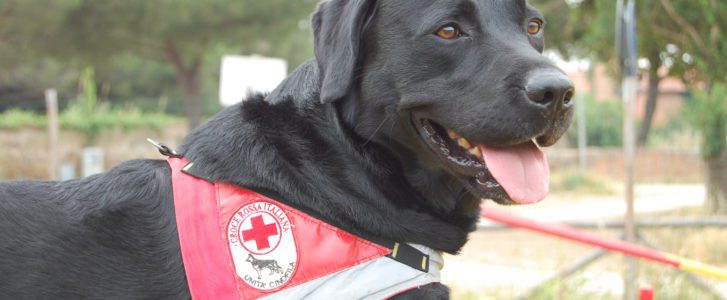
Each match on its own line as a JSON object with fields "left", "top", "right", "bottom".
{"left": 0, "top": 0, "right": 725, "bottom": 299}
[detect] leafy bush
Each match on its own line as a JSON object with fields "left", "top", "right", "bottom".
{"left": 686, "top": 84, "right": 727, "bottom": 158}
{"left": 566, "top": 95, "right": 623, "bottom": 147}
{"left": 0, "top": 109, "right": 47, "bottom": 128}
{"left": 645, "top": 109, "right": 693, "bottom": 149}
{"left": 60, "top": 103, "right": 180, "bottom": 140}
{"left": 0, "top": 66, "right": 181, "bottom": 142}
{"left": 0, "top": 106, "right": 180, "bottom": 134}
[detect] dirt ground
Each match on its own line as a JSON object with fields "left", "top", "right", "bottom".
{"left": 442, "top": 184, "right": 727, "bottom": 299}
{"left": 0, "top": 125, "right": 187, "bottom": 180}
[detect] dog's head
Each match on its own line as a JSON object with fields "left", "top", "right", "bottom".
{"left": 313, "top": 0, "right": 574, "bottom": 206}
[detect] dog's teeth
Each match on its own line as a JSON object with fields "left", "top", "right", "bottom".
{"left": 468, "top": 147, "right": 481, "bottom": 158}
{"left": 457, "top": 138, "right": 472, "bottom": 149}
{"left": 532, "top": 138, "right": 542, "bottom": 150}
{"left": 447, "top": 130, "right": 459, "bottom": 139}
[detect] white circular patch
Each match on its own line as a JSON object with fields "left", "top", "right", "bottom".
{"left": 228, "top": 201, "right": 298, "bottom": 291}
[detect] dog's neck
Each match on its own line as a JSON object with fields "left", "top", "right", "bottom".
{"left": 180, "top": 60, "right": 475, "bottom": 253}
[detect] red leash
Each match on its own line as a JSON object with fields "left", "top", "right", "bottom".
{"left": 480, "top": 206, "right": 727, "bottom": 280}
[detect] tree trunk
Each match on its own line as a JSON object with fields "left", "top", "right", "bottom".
{"left": 705, "top": 152, "right": 727, "bottom": 214}
{"left": 637, "top": 63, "right": 661, "bottom": 147}
{"left": 163, "top": 40, "right": 204, "bottom": 129}
{"left": 178, "top": 70, "right": 203, "bottom": 129}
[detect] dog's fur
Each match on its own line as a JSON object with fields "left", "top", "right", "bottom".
{"left": 0, "top": 0, "right": 572, "bottom": 298}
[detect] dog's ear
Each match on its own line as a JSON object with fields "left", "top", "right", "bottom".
{"left": 312, "top": 0, "right": 377, "bottom": 104}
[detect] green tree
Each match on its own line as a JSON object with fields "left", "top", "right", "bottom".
{"left": 537, "top": 0, "right": 727, "bottom": 213}
{"left": 0, "top": 0, "right": 78, "bottom": 69}
{"left": 0, "top": 0, "right": 82, "bottom": 111}
{"left": 688, "top": 85, "right": 727, "bottom": 213}
{"left": 531, "top": 0, "right": 675, "bottom": 147}
{"left": 1, "top": 0, "right": 319, "bottom": 128}
{"left": 647, "top": 0, "right": 727, "bottom": 214}
{"left": 60, "top": 0, "right": 318, "bottom": 128}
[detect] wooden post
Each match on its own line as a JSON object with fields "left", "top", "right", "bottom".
{"left": 623, "top": 75, "right": 638, "bottom": 300}
{"left": 617, "top": 0, "right": 639, "bottom": 297}
{"left": 45, "top": 89, "right": 59, "bottom": 180}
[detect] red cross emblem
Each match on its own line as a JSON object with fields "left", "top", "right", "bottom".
{"left": 241, "top": 215, "right": 279, "bottom": 251}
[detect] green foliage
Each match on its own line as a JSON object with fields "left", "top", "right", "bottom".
{"left": 0, "top": 109, "right": 47, "bottom": 128}
{"left": 0, "top": 0, "right": 81, "bottom": 69}
{"left": 567, "top": 95, "right": 623, "bottom": 147}
{"left": 60, "top": 102, "right": 179, "bottom": 141}
{"left": 645, "top": 109, "right": 696, "bottom": 149}
{"left": 0, "top": 106, "right": 180, "bottom": 133}
{"left": 56, "top": 0, "right": 317, "bottom": 63}
{"left": 686, "top": 84, "right": 727, "bottom": 158}
{"left": 77, "top": 67, "right": 98, "bottom": 114}
{"left": 0, "top": 58, "right": 81, "bottom": 112}
{"left": 661, "top": 0, "right": 727, "bottom": 84}
{"left": 7, "top": 63, "right": 178, "bottom": 143}
{"left": 536, "top": 0, "right": 691, "bottom": 73}
{"left": 1, "top": 0, "right": 319, "bottom": 125}
{"left": 96, "top": 53, "right": 179, "bottom": 111}
{"left": 58, "top": 66, "right": 179, "bottom": 141}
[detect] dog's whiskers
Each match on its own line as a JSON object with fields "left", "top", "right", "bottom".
{"left": 385, "top": 115, "right": 400, "bottom": 146}
{"left": 363, "top": 115, "right": 392, "bottom": 146}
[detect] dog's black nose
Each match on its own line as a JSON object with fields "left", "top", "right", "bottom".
{"left": 525, "top": 69, "right": 575, "bottom": 108}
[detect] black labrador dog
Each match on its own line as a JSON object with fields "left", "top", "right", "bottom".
{"left": 0, "top": 0, "right": 573, "bottom": 298}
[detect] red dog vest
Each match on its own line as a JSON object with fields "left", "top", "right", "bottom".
{"left": 168, "top": 157, "right": 441, "bottom": 299}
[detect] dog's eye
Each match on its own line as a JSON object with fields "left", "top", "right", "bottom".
{"left": 435, "top": 24, "right": 462, "bottom": 40}
{"left": 527, "top": 19, "right": 543, "bottom": 35}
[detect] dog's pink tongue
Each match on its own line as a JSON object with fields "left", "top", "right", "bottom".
{"left": 478, "top": 142, "right": 549, "bottom": 204}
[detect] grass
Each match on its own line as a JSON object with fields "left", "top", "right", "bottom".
{"left": 451, "top": 289, "right": 498, "bottom": 300}
{"left": 537, "top": 204, "right": 727, "bottom": 299}
{"left": 451, "top": 205, "right": 727, "bottom": 300}
{"left": 0, "top": 106, "right": 180, "bottom": 134}
{"left": 0, "top": 109, "right": 47, "bottom": 128}
{"left": 450, "top": 277, "right": 617, "bottom": 300}
{"left": 526, "top": 276, "right": 618, "bottom": 300}
{"left": 513, "top": 268, "right": 721, "bottom": 300}
{"left": 642, "top": 263, "right": 721, "bottom": 300}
